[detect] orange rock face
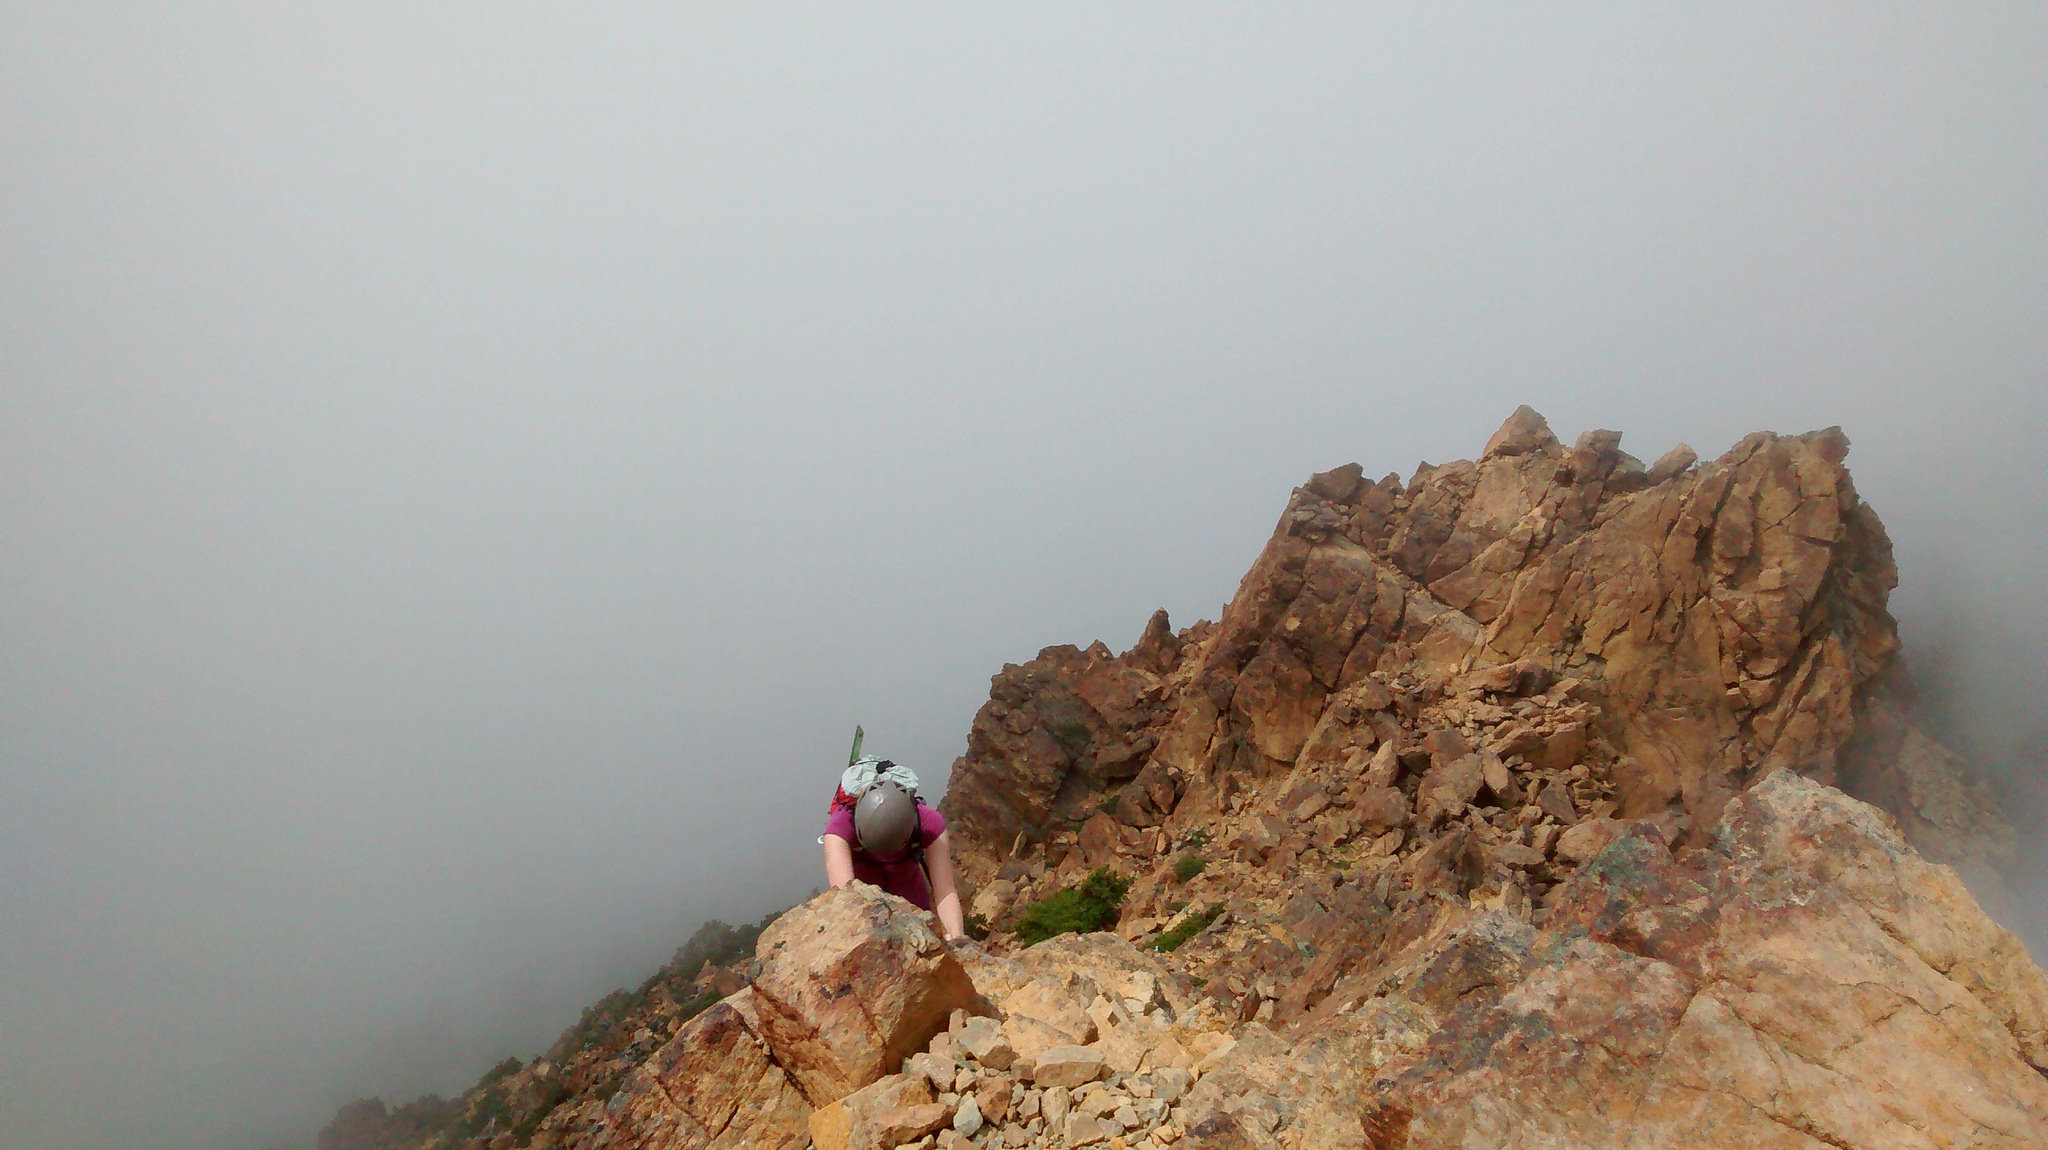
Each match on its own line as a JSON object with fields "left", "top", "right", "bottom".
{"left": 599, "top": 991, "right": 811, "bottom": 1150}
{"left": 526, "top": 885, "right": 974, "bottom": 1150}
{"left": 940, "top": 408, "right": 2006, "bottom": 894}
{"left": 325, "top": 409, "right": 2042, "bottom": 1150}
{"left": 748, "top": 885, "right": 978, "bottom": 1106}
{"left": 1181, "top": 774, "right": 2048, "bottom": 1149}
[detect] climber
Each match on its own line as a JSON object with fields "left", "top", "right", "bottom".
{"left": 822, "top": 755, "right": 968, "bottom": 941}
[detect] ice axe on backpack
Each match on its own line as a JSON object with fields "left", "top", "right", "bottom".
{"left": 819, "top": 726, "right": 866, "bottom": 848}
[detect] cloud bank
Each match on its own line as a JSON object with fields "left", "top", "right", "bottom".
{"left": 2, "top": 6, "right": 2040, "bottom": 1148}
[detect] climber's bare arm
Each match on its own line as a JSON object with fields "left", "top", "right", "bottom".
{"left": 822, "top": 833, "right": 856, "bottom": 888}
{"left": 926, "top": 831, "right": 967, "bottom": 941}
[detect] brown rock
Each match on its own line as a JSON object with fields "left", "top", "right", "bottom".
{"left": 1233, "top": 641, "right": 1326, "bottom": 762}
{"left": 1291, "top": 791, "right": 1331, "bottom": 822}
{"left": 1570, "top": 428, "right": 1625, "bottom": 483}
{"left": 1488, "top": 842, "right": 1548, "bottom": 870}
{"left": 938, "top": 414, "right": 2002, "bottom": 902}
{"left": 904, "top": 1051, "right": 952, "bottom": 1094}
{"left": 1841, "top": 712, "right": 2015, "bottom": 887}
{"left": 851, "top": 411, "right": 2047, "bottom": 1150}
{"left": 968, "top": 879, "right": 1017, "bottom": 927}
{"left": 807, "top": 1073, "right": 935, "bottom": 1150}
{"left": 1227, "top": 814, "right": 1286, "bottom": 864}
{"left": 1125, "top": 608, "right": 1183, "bottom": 675}
{"left": 1406, "top": 828, "right": 1481, "bottom": 896}
{"left": 1151, "top": 1065, "right": 1193, "bottom": 1104}
{"left": 974, "top": 1076, "right": 1013, "bottom": 1127}
{"left": 996, "top": 977, "right": 1096, "bottom": 1061}
{"left": 872, "top": 1101, "right": 952, "bottom": 1147}
{"left": 951, "top": 1094, "right": 983, "bottom": 1138}
{"left": 955, "top": 1016, "right": 1016, "bottom": 1070}
{"left": 1647, "top": 442, "right": 1697, "bottom": 483}
{"left": 1555, "top": 818, "right": 1624, "bottom": 864}
{"left": 1305, "top": 462, "right": 1365, "bottom": 502}
{"left": 1143, "top": 1035, "right": 1193, "bottom": 1075}
{"left": 1480, "top": 755, "right": 1516, "bottom": 801}
{"left": 1362, "top": 741, "right": 1402, "bottom": 789}
{"left": 1418, "top": 754, "right": 1485, "bottom": 819}
{"left": 602, "top": 991, "right": 813, "bottom": 1150}
{"left": 1078, "top": 813, "right": 1123, "bottom": 867}
{"left": 1488, "top": 721, "right": 1548, "bottom": 762}
{"left": 750, "top": 885, "right": 978, "bottom": 1104}
{"left": 1466, "top": 662, "right": 1517, "bottom": 693}
{"left": 1467, "top": 659, "right": 1554, "bottom": 697}
{"left": 1031, "top": 1045, "right": 1107, "bottom": 1089}
{"left": 1365, "top": 773, "right": 2048, "bottom": 1148}
{"left": 1482, "top": 405, "right": 1560, "bottom": 460}
{"left": 1420, "top": 728, "right": 1473, "bottom": 767}
{"left": 1042, "top": 1084, "right": 1071, "bottom": 1128}
{"left": 806, "top": 1101, "right": 853, "bottom": 1150}
{"left": 1534, "top": 778, "right": 1577, "bottom": 824}
{"left": 940, "top": 641, "right": 1172, "bottom": 890}
{"left": 1350, "top": 785, "right": 1410, "bottom": 834}
{"left": 1534, "top": 722, "right": 1588, "bottom": 772}
{"left": 1065, "top": 1113, "right": 1115, "bottom": 1147}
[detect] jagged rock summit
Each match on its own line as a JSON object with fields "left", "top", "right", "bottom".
{"left": 940, "top": 407, "right": 2008, "bottom": 896}
{"left": 323, "top": 410, "right": 2044, "bottom": 1150}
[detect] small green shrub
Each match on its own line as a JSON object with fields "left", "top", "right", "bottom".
{"left": 384, "top": 1094, "right": 459, "bottom": 1143}
{"left": 453, "top": 1085, "right": 513, "bottom": 1141}
{"left": 963, "top": 911, "right": 991, "bottom": 941}
{"left": 1097, "top": 790, "right": 1122, "bottom": 815}
{"left": 673, "top": 989, "right": 720, "bottom": 1022}
{"left": 511, "top": 1081, "right": 571, "bottom": 1147}
{"left": 1148, "top": 904, "right": 1222, "bottom": 952}
{"left": 1012, "top": 868, "right": 1131, "bottom": 945}
{"left": 1180, "top": 830, "right": 1209, "bottom": 851}
{"left": 1171, "top": 853, "right": 1206, "bottom": 883}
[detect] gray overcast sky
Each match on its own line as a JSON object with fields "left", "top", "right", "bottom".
{"left": 3, "top": 5, "right": 2042, "bottom": 1149}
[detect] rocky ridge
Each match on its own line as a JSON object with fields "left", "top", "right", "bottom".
{"left": 324, "top": 410, "right": 2044, "bottom": 1150}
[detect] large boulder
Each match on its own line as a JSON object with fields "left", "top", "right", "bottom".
{"left": 939, "top": 642, "right": 1176, "bottom": 888}
{"left": 1173, "top": 773, "right": 2048, "bottom": 1149}
{"left": 591, "top": 989, "right": 812, "bottom": 1150}
{"left": 748, "top": 884, "right": 978, "bottom": 1105}
{"left": 804, "top": 1073, "right": 939, "bottom": 1150}
{"left": 1381, "top": 772, "right": 2048, "bottom": 1147}
{"left": 1481, "top": 404, "right": 1561, "bottom": 460}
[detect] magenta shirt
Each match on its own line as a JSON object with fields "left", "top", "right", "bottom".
{"left": 823, "top": 802, "right": 947, "bottom": 910}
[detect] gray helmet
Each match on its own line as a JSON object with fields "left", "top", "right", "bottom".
{"left": 854, "top": 780, "right": 919, "bottom": 857}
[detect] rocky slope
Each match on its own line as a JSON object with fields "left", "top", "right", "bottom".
{"left": 941, "top": 407, "right": 2006, "bottom": 895}
{"left": 324, "top": 410, "right": 2044, "bottom": 1150}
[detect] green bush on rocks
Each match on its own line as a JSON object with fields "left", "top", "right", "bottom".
{"left": 1012, "top": 868, "right": 1131, "bottom": 945}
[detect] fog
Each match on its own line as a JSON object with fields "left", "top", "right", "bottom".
{"left": 2, "top": 6, "right": 2041, "bottom": 1149}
